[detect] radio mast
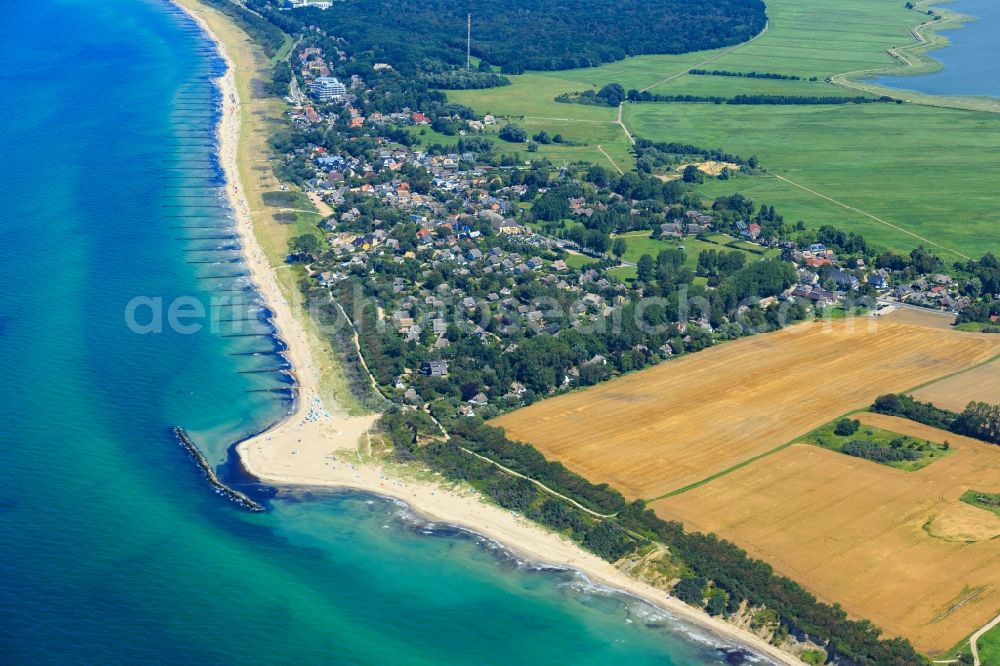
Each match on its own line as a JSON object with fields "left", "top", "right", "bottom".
{"left": 466, "top": 14, "right": 471, "bottom": 69}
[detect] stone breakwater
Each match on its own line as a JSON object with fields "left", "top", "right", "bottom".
{"left": 173, "top": 426, "right": 265, "bottom": 511}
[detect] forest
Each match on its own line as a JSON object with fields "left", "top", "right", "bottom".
{"left": 257, "top": 0, "right": 766, "bottom": 74}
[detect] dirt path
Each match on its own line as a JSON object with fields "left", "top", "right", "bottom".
{"left": 615, "top": 103, "right": 635, "bottom": 146}
{"left": 597, "top": 144, "right": 624, "bottom": 174}
{"left": 768, "top": 173, "right": 970, "bottom": 260}
{"left": 971, "top": 610, "right": 1000, "bottom": 665}
{"left": 638, "top": 21, "right": 769, "bottom": 93}
{"left": 459, "top": 446, "right": 618, "bottom": 519}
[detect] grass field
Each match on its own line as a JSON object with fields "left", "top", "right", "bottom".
{"left": 961, "top": 490, "right": 1000, "bottom": 518}
{"left": 491, "top": 312, "right": 1000, "bottom": 499}
{"left": 613, "top": 230, "right": 779, "bottom": 269}
{"left": 446, "top": 75, "right": 633, "bottom": 169}
{"left": 447, "top": 0, "right": 1000, "bottom": 260}
{"left": 678, "top": 0, "right": 915, "bottom": 81}
{"left": 912, "top": 357, "right": 1000, "bottom": 412}
{"left": 562, "top": 250, "right": 599, "bottom": 269}
{"left": 802, "top": 416, "right": 955, "bottom": 471}
{"left": 978, "top": 623, "right": 1000, "bottom": 665}
{"left": 624, "top": 102, "right": 1000, "bottom": 261}
{"left": 653, "top": 412, "right": 1000, "bottom": 655}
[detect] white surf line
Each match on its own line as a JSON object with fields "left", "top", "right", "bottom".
{"left": 597, "top": 144, "right": 624, "bottom": 175}
{"left": 970, "top": 610, "right": 1000, "bottom": 666}
{"left": 638, "top": 20, "right": 770, "bottom": 93}
{"left": 768, "top": 173, "right": 970, "bottom": 260}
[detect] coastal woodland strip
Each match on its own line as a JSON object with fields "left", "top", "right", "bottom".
{"left": 872, "top": 394, "right": 1000, "bottom": 445}
{"left": 199, "top": 0, "right": 286, "bottom": 57}
{"left": 381, "top": 411, "right": 924, "bottom": 665}
{"left": 244, "top": 0, "right": 766, "bottom": 74}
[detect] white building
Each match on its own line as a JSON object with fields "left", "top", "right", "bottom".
{"left": 308, "top": 76, "right": 346, "bottom": 101}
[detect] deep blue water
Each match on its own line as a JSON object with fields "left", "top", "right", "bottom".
{"left": 871, "top": 0, "right": 1000, "bottom": 97}
{"left": 0, "top": 1, "right": 769, "bottom": 663}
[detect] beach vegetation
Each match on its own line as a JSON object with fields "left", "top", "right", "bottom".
{"left": 201, "top": 0, "right": 286, "bottom": 57}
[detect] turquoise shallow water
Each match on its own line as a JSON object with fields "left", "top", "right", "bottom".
{"left": 0, "top": 1, "right": 769, "bottom": 663}
{"left": 871, "top": 0, "right": 1000, "bottom": 97}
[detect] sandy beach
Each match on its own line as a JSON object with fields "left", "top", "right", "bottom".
{"left": 173, "top": 1, "right": 802, "bottom": 662}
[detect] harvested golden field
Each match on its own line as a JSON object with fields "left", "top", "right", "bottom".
{"left": 913, "top": 358, "right": 1000, "bottom": 413}
{"left": 492, "top": 315, "right": 998, "bottom": 499}
{"left": 653, "top": 413, "right": 1000, "bottom": 655}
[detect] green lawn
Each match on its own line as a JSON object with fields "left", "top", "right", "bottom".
{"left": 658, "top": 75, "right": 868, "bottom": 98}
{"left": 687, "top": 0, "right": 916, "bottom": 81}
{"left": 627, "top": 102, "right": 1000, "bottom": 260}
{"left": 614, "top": 231, "right": 778, "bottom": 269}
{"left": 978, "top": 623, "right": 1000, "bottom": 666}
{"left": 562, "top": 251, "right": 599, "bottom": 269}
{"left": 960, "top": 490, "right": 1000, "bottom": 517}
{"left": 802, "top": 416, "right": 955, "bottom": 471}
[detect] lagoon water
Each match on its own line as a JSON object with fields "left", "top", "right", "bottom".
{"left": 0, "top": 1, "right": 766, "bottom": 663}
{"left": 871, "top": 0, "right": 1000, "bottom": 97}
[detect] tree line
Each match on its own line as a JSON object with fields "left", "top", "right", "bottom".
{"left": 201, "top": 0, "right": 286, "bottom": 57}
{"left": 626, "top": 90, "right": 901, "bottom": 105}
{"left": 689, "top": 69, "right": 815, "bottom": 81}
{"left": 418, "top": 69, "right": 511, "bottom": 90}
{"left": 872, "top": 394, "right": 1000, "bottom": 444}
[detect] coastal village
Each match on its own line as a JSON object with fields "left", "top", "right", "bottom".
{"left": 24, "top": 1, "right": 1000, "bottom": 666}
{"left": 186, "top": 1, "right": 1000, "bottom": 665}
{"left": 264, "top": 44, "right": 987, "bottom": 418}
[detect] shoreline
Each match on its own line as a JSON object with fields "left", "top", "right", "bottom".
{"left": 831, "top": 0, "right": 1000, "bottom": 113}
{"left": 172, "top": 1, "right": 802, "bottom": 662}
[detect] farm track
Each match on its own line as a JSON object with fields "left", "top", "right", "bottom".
{"left": 767, "top": 173, "right": 971, "bottom": 260}
{"left": 638, "top": 21, "right": 770, "bottom": 93}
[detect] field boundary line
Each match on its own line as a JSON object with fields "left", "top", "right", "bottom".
{"left": 638, "top": 20, "right": 769, "bottom": 93}
{"left": 903, "top": 351, "right": 1000, "bottom": 395}
{"left": 458, "top": 446, "right": 618, "bottom": 519}
{"left": 650, "top": 405, "right": 874, "bottom": 502}
{"left": 597, "top": 144, "right": 624, "bottom": 175}
{"left": 649, "top": 440, "right": 796, "bottom": 501}
{"left": 652, "top": 348, "right": 1000, "bottom": 503}
{"left": 971, "top": 609, "right": 1000, "bottom": 665}
{"left": 766, "top": 172, "right": 970, "bottom": 260}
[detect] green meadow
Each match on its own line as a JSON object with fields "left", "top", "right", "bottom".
{"left": 978, "top": 625, "right": 1000, "bottom": 665}
{"left": 447, "top": 0, "right": 1000, "bottom": 260}
{"left": 680, "top": 0, "right": 916, "bottom": 81}
{"left": 614, "top": 231, "right": 778, "bottom": 268}
{"left": 625, "top": 102, "right": 1000, "bottom": 261}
